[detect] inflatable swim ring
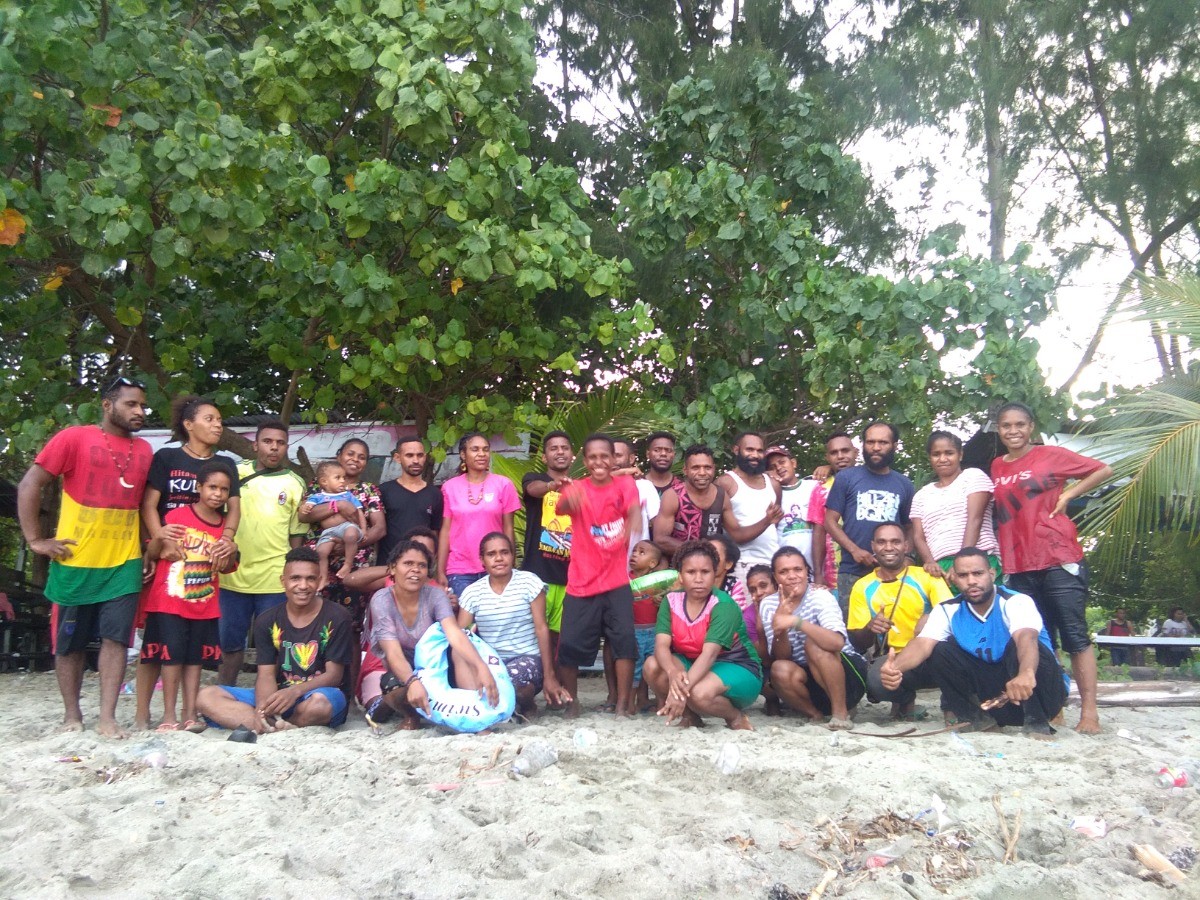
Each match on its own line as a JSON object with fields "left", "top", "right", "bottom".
{"left": 413, "top": 623, "right": 516, "bottom": 733}
{"left": 630, "top": 569, "right": 678, "bottom": 605}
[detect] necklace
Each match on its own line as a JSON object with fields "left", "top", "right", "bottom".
{"left": 465, "top": 475, "right": 487, "bottom": 505}
{"left": 102, "top": 430, "right": 137, "bottom": 489}
{"left": 182, "top": 443, "right": 215, "bottom": 460}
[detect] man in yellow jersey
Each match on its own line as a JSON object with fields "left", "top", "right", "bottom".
{"left": 217, "top": 420, "right": 309, "bottom": 686}
{"left": 847, "top": 522, "right": 952, "bottom": 719}
{"left": 18, "top": 378, "right": 152, "bottom": 738}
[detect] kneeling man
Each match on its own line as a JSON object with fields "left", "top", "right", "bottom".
{"left": 198, "top": 547, "right": 353, "bottom": 732}
{"left": 880, "top": 547, "right": 1066, "bottom": 735}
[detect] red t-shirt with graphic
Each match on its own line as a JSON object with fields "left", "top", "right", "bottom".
{"left": 559, "top": 476, "right": 639, "bottom": 596}
{"left": 991, "top": 445, "right": 1105, "bottom": 574}
{"left": 141, "top": 506, "right": 227, "bottom": 620}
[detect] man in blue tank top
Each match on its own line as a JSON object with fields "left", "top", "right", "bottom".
{"left": 879, "top": 546, "right": 1066, "bottom": 736}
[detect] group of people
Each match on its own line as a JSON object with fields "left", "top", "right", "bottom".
{"left": 18, "top": 376, "right": 1116, "bottom": 738}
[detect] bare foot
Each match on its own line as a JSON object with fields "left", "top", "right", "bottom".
{"left": 727, "top": 713, "right": 754, "bottom": 731}
{"left": 397, "top": 715, "right": 422, "bottom": 731}
{"left": 764, "top": 697, "right": 782, "bottom": 716}
{"left": 95, "top": 720, "right": 129, "bottom": 740}
{"left": 826, "top": 716, "right": 853, "bottom": 731}
{"left": 271, "top": 718, "right": 297, "bottom": 731}
{"left": 671, "top": 710, "right": 704, "bottom": 728}
{"left": 60, "top": 719, "right": 85, "bottom": 734}
{"left": 133, "top": 718, "right": 151, "bottom": 731}
{"left": 316, "top": 576, "right": 329, "bottom": 593}
{"left": 336, "top": 563, "right": 353, "bottom": 580}
{"left": 1075, "top": 714, "right": 1101, "bottom": 735}
{"left": 1051, "top": 710, "right": 1065, "bottom": 726}
{"left": 563, "top": 701, "right": 582, "bottom": 720}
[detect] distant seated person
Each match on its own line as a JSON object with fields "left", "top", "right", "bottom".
{"left": 1099, "top": 607, "right": 1135, "bottom": 666}
{"left": 307, "top": 461, "right": 367, "bottom": 590}
{"left": 643, "top": 541, "right": 763, "bottom": 731}
{"left": 761, "top": 547, "right": 867, "bottom": 731}
{"left": 847, "top": 522, "right": 952, "bottom": 721}
{"left": 880, "top": 547, "right": 1066, "bottom": 736}
{"left": 1157, "top": 607, "right": 1195, "bottom": 668}
{"left": 197, "top": 547, "right": 353, "bottom": 732}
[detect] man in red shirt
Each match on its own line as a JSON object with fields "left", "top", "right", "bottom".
{"left": 555, "top": 434, "right": 642, "bottom": 718}
{"left": 17, "top": 377, "right": 152, "bottom": 738}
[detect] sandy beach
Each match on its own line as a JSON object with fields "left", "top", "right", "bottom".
{"left": 1, "top": 670, "right": 1197, "bottom": 899}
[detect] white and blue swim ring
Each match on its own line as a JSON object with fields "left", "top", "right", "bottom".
{"left": 413, "top": 623, "right": 515, "bottom": 733}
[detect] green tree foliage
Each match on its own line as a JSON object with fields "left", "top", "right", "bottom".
{"left": 617, "top": 54, "right": 1060, "bottom": 446}
{"left": 1077, "top": 276, "right": 1200, "bottom": 578}
{"left": 0, "top": 0, "right": 661, "bottom": 460}
{"left": 846, "top": 0, "right": 1200, "bottom": 388}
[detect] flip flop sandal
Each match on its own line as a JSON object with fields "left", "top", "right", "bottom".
{"left": 182, "top": 720, "right": 207, "bottom": 734}
{"left": 154, "top": 722, "right": 181, "bottom": 733}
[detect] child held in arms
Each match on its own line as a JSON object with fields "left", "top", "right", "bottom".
{"left": 306, "top": 461, "right": 367, "bottom": 590}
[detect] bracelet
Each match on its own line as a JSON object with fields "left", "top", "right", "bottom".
{"left": 402, "top": 673, "right": 420, "bottom": 689}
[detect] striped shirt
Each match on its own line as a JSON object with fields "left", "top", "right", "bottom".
{"left": 459, "top": 569, "right": 546, "bottom": 659}
{"left": 759, "top": 587, "right": 858, "bottom": 667}
{"left": 910, "top": 468, "right": 999, "bottom": 561}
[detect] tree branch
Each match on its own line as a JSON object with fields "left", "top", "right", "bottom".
{"left": 279, "top": 315, "right": 322, "bottom": 425}
{"left": 1057, "top": 195, "right": 1200, "bottom": 393}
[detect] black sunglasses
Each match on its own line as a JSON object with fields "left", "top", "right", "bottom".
{"left": 103, "top": 375, "right": 146, "bottom": 393}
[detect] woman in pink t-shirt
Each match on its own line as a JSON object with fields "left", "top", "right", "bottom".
{"left": 437, "top": 433, "right": 519, "bottom": 600}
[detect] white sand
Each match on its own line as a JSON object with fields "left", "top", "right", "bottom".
{"left": 1, "top": 671, "right": 1197, "bottom": 899}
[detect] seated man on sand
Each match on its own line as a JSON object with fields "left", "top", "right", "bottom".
{"left": 880, "top": 547, "right": 1066, "bottom": 735}
{"left": 197, "top": 547, "right": 353, "bottom": 732}
{"left": 760, "top": 547, "right": 866, "bottom": 730}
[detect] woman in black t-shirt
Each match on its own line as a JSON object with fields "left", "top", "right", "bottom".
{"left": 136, "top": 396, "right": 240, "bottom": 730}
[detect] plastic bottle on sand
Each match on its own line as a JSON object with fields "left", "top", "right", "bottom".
{"left": 715, "top": 743, "right": 740, "bottom": 775}
{"left": 511, "top": 740, "right": 558, "bottom": 777}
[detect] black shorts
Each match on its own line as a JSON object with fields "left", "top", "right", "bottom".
{"left": 55, "top": 593, "right": 139, "bottom": 656}
{"left": 558, "top": 585, "right": 638, "bottom": 668}
{"left": 1006, "top": 566, "right": 1091, "bottom": 654}
{"left": 804, "top": 652, "right": 868, "bottom": 716}
{"left": 140, "top": 613, "right": 222, "bottom": 666}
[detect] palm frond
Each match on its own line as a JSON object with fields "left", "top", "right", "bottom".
{"left": 1077, "top": 376, "right": 1200, "bottom": 573}
{"left": 1132, "top": 274, "right": 1200, "bottom": 343}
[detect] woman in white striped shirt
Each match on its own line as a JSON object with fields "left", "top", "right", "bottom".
{"left": 457, "top": 532, "right": 572, "bottom": 717}
{"left": 911, "top": 431, "right": 1001, "bottom": 584}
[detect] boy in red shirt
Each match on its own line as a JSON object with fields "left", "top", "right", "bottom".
{"left": 556, "top": 434, "right": 642, "bottom": 717}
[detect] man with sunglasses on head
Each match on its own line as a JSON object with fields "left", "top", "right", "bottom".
{"left": 18, "top": 376, "right": 153, "bottom": 738}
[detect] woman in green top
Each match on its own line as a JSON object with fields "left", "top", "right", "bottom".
{"left": 643, "top": 541, "right": 763, "bottom": 730}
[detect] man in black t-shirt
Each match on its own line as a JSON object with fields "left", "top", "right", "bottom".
{"left": 197, "top": 547, "right": 353, "bottom": 731}
{"left": 521, "top": 431, "right": 574, "bottom": 673}
{"left": 378, "top": 437, "right": 443, "bottom": 566}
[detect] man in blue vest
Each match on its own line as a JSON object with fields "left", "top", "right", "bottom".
{"left": 879, "top": 546, "right": 1066, "bottom": 735}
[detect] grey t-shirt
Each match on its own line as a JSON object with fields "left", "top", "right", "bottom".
{"left": 369, "top": 583, "right": 455, "bottom": 662}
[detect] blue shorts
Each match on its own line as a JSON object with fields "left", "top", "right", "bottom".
{"left": 216, "top": 685, "right": 348, "bottom": 728}
{"left": 633, "top": 625, "right": 656, "bottom": 684}
{"left": 218, "top": 590, "right": 285, "bottom": 653}
{"left": 316, "top": 521, "right": 362, "bottom": 546}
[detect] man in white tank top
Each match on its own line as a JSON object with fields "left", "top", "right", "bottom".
{"left": 716, "top": 431, "right": 783, "bottom": 586}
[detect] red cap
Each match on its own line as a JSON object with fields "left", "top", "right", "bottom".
{"left": 764, "top": 445, "right": 791, "bottom": 460}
